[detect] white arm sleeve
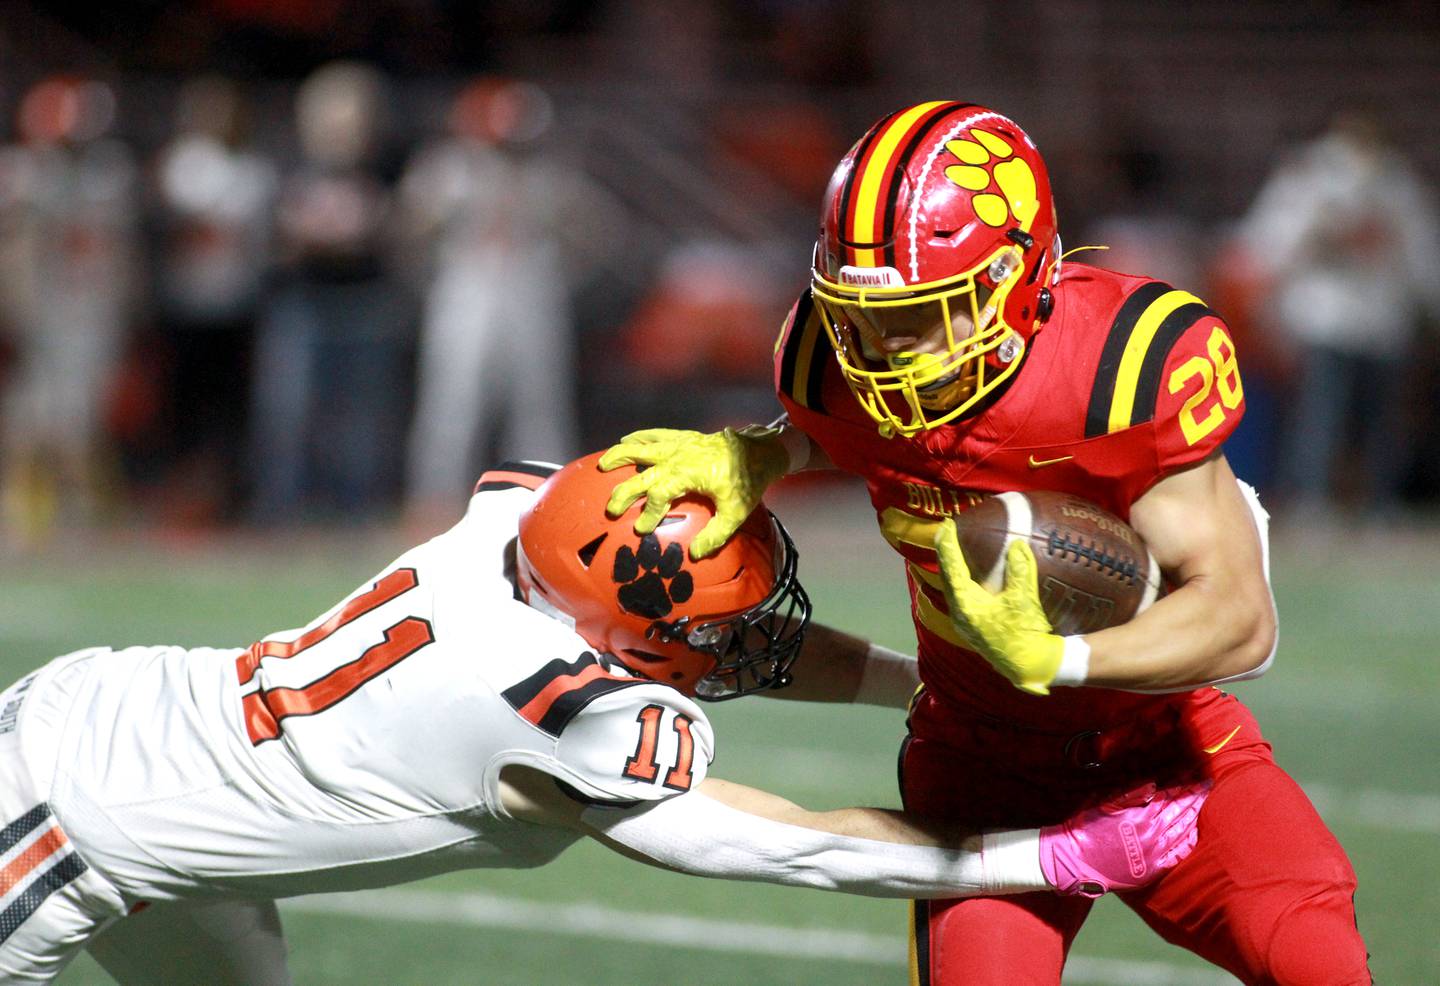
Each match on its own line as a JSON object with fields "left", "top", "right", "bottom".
{"left": 581, "top": 791, "right": 1044, "bottom": 899}
{"left": 853, "top": 643, "right": 921, "bottom": 707}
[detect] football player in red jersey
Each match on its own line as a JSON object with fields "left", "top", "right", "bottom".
{"left": 603, "top": 102, "right": 1371, "bottom": 985}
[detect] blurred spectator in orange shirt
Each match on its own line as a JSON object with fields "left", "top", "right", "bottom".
{"left": 615, "top": 238, "right": 792, "bottom": 430}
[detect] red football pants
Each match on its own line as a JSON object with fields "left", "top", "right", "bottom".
{"left": 903, "top": 689, "right": 1370, "bottom": 986}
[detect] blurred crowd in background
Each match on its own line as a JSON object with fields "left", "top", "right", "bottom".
{"left": 1, "top": 0, "right": 1439, "bottom": 548}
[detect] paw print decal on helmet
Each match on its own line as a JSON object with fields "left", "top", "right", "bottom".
{"left": 612, "top": 533, "right": 695, "bottom": 619}
{"left": 943, "top": 128, "right": 1039, "bottom": 230}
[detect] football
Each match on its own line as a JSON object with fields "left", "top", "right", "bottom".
{"left": 953, "top": 490, "right": 1163, "bottom": 635}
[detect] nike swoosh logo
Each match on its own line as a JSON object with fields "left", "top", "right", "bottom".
{"left": 1203, "top": 724, "right": 1243, "bottom": 755}
{"left": 1027, "top": 454, "right": 1074, "bottom": 469}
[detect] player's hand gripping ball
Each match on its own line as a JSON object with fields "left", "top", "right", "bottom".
{"left": 951, "top": 491, "right": 1162, "bottom": 635}
{"left": 934, "top": 491, "right": 1162, "bottom": 695}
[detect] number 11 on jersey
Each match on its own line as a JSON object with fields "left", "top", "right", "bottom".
{"left": 237, "top": 568, "right": 435, "bottom": 745}
{"left": 623, "top": 704, "right": 696, "bottom": 792}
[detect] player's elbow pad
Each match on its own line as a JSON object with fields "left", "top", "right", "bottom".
{"left": 581, "top": 792, "right": 985, "bottom": 899}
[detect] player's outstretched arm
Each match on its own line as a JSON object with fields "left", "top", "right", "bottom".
{"left": 500, "top": 765, "right": 1207, "bottom": 900}
{"left": 600, "top": 423, "right": 826, "bottom": 559}
{"left": 582, "top": 776, "right": 1208, "bottom": 900}
{"left": 761, "top": 623, "right": 919, "bottom": 707}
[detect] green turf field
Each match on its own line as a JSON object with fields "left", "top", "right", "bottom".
{"left": 5, "top": 488, "right": 1437, "bottom": 984}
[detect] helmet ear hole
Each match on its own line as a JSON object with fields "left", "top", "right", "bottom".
{"left": 577, "top": 534, "right": 606, "bottom": 568}
{"left": 618, "top": 649, "right": 683, "bottom": 682}
{"left": 622, "top": 648, "right": 666, "bottom": 665}
{"left": 718, "top": 564, "right": 748, "bottom": 586}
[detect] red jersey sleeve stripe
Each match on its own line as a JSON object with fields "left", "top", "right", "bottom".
{"left": 1128, "top": 303, "right": 1219, "bottom": 428}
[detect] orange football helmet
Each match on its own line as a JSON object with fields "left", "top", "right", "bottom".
{"left": 516, "top": 452, "right": 810, "bottom": 700}
{"left": 811, "top": 101, "right": 1060, "bottom": 436}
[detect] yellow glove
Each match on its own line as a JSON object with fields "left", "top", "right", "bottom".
{"left": 600, "top": 426, "right": 790, "bottom": 559}
{"left": 933, "top": 519, "right": 1064, "bottom": 695}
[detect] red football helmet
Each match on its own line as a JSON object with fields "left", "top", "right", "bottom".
{"left": 811, "top": 101, "right": 1060, "bottom": 436}
{"left": 515, "top": 452, "right": 810, "bottom": 700}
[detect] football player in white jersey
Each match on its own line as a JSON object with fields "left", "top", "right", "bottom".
{"left": 0, "top": 452, "right": 1208, "bottom": 984}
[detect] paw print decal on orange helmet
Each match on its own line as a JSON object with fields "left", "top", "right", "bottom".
{"left": 612, "top": 533, "right": 694, "bottom": 619}
{"left": 516, "top": 453, "right": 811, "bottom": 700}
